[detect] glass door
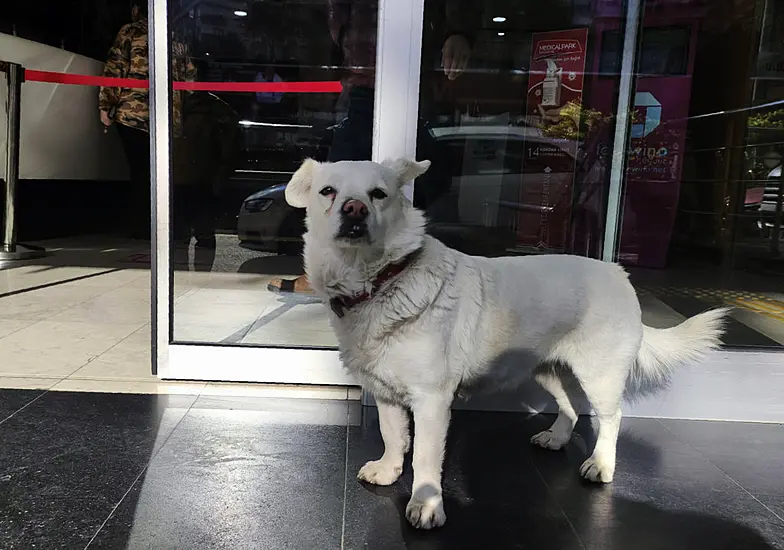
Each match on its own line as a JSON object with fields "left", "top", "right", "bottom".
{"left": 613, "top": 0, "right": 784, "bottom": 352}
{"left": 414, "top": 0, "right": 627, "bottom": 275}
{"left": 399, "top": 0, "right": 783, "bottom": 419}
{"left": 151, "top": 0, "right": 426, "bottom": 383}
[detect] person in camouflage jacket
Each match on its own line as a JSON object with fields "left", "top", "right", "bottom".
{"left": 98, "top": 5, "right": 195, "bottom": 134}
{"left": 99, "top": 2, "right": 195, "bottom": 240}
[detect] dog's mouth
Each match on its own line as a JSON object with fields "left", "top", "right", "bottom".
{"left": 336, "top": 221, "right": 369, "bottom": 242}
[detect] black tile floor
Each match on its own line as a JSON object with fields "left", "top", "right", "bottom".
{"left": 0, "top": 390, "right": 782, "bottom": 550}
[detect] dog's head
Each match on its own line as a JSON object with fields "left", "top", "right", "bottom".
{"left": 284, "top": 158, "right": 430, "bottom": 250}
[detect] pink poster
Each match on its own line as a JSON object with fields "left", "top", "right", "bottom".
{"left": 619, "top": 76, "right": 692, "bottom": 267}
{"left": 517, "top": 28, "right": 589, "bottom": 251}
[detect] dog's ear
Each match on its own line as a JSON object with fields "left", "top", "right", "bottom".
{"left": 285, "top": 158, "right": 318, "bottom": 208}
{"left": 382, "top": 158, "right": 431, "bottom": 184}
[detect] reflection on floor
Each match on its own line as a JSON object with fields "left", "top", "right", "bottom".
{"left": 0, "top": 390, "right": 782, "bottom": 549}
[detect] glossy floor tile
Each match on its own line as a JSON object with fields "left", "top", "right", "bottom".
{"left": 0, "top": 389, "right": 44, "bottom": 423}
{"left": 660, "top": 419, "right": 784, "bottom": 519}
{"left": 343, "top": 410, "right": 585, "bottom": 550}
{"left": 532, "top": 417, "right": 784, "bottom": 550}
{"left": 0, "top": 391, "right": 782, "bottom": 550}
{"left": 85, "top": 397, "right": 353, "bottom": 550}
{"left": 0, "top": 392, "right": 197, "bottom": 549}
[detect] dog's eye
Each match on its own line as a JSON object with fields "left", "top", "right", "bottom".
{"left": 319, "top": 186, "right": 336, "bottom": 197}
{"left": 369, "top": 188, "right": 388, "bottom": 200}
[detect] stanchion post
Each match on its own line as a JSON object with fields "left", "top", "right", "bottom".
{"left": 1, "top": 61, "right": 46, "bottom": 266}
{"left": 3, "top": 62, "right": 22, "bottom": 253}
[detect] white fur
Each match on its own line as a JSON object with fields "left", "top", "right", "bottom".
{"left": 287, "top": 158, "right": 729, "bottom": 529}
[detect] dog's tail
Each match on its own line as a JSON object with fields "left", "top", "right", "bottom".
{"left": 627, "top": 307, "right": 729, "bottom": 397}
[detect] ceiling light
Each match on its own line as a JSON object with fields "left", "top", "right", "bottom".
{"left": 493, "top": 16, "right": 506, "bottom": 23}
{"left": 234, "top": 10, "right": 248, "bottom": 17}
{"left": 498, "top": 32, "right": 505, "bottom": 36}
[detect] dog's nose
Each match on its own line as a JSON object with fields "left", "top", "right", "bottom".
{"left": 342, "top": 199, "right": 368, "bottom": 219}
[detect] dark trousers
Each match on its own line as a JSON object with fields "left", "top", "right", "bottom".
{"left": 116, "top": 124, "right": 152, "bottom": 240}
{"left": 173, "top": 185, "right": 218, "bottom": 272}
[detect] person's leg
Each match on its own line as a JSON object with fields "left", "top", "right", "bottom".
{"left": 117, "top": 124, "right": 152, "bottom": 240}
{"left": 171, "top": 185, "right": 192, "bottom": 270}
{"left": 327, "top": 87, "right": 374, "bottom": 163}
{"left": 415, "top": 120, "right": 456, "bottom": 220}
{"left": 269, "top": 87, "right": 374, "bottom": 294}
{"left": 193, "top": 186, "right": 217, "bottom": 272}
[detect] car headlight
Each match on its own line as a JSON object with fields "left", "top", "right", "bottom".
{"left": 243, "top": 198, "right": 274, "bottom": 213}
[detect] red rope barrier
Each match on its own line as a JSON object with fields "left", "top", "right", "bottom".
{"left": 24, "top": 69, "right": 342, "bottom": 93}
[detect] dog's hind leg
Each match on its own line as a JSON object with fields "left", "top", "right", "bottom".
{"left": 358, "top": 400, "right": 410, "bottom": 486}
{"left": 569, "top": 354, "right": 632, "bottom": 484}
{"left": 531, "top": 367, "right": 579, "bottom": 451}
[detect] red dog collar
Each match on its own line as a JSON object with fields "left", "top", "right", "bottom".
{"left": 329, "top": 250, "right": 420, "bottom": 318}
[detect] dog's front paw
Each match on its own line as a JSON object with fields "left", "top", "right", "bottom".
{"left": 531, "top": 429, "right": 570, "bottom": 451}
{"left": 357, "top": 459, "right": 402, "bottom": 486}
{"left": 579, "top": 455, "right": 615, "bottom": 483}
{"left": 406, "top": 495, "right": 446, "bottom": 530}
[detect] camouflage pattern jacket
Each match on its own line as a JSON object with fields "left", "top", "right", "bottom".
{"left": 99, "top": 18, "right": 195, "bottom": 135}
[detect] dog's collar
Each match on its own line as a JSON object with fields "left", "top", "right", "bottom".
{"left": 329, "top": 250, "right": 420, "bottom": 318}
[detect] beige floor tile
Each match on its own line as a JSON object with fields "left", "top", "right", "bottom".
{"left": 69, "top": 327, "right": 154, "bottom": 381}
{"left": 0, "top": 319, "right": 37, "bottom": 339}
{"left": 173, "top": 310, "right": 269, "bottom": 343}
{"left": 0, "top": 376, "right": 60, "bottom": 390}
{"left": 175, "top": 287, "right": 281, "bottom": 306}
{"left": 257, "top": 302, "right": 333, "bottom": 332}
{"left": 50, "top": 378, "right": 206, "bottom": 394}
{"left": 172, "top": 325, "right": 247, "bottom": 344}
{"left": 237, "top": 302, "right": 336, "bottom": 347}
{"left": 0, "top": 321, "right": 143, "bottom": 377}
{"left": 173, "top": 271, "right": 276, "bottom": 292}
{"left": 47, "top": 287, "right": 151, "bottom": 325}
{"left": 241, "top": 327, "right": 338, "bottom": 348}
{"left": 0, "top": 285, "right": 114, "bottom": 321}
{"left": 0, "top": 265, "right": 103, "bottom": 293}
{"left": 0, "top": 266, "right": 147, "bottom": 294}
{"left": 172, "top": 290, "right": 279, "bottom": 343}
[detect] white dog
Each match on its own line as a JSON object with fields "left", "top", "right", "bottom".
{"left": 285, "top": 157, "right": 727, "bottom": 530}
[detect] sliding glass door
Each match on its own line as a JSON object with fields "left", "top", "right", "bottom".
{"left": 151, "top": 0, "right": 783, "bottom": 409}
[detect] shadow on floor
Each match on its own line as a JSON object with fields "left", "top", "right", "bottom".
{"left": 345, "top": 410, "right": 783, "bottom": 549}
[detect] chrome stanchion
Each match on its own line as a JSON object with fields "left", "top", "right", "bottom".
{"left": 1, "top": 61, "right": 46, "bottom": 268}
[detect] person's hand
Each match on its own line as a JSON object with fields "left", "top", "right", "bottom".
{"left": 537, "top": 104, "right": 580, "bottom": 126}
{"left": 100, "top": 109, "right": 113, "bottom": 128}
{"left": 538, "top": 104, "right": 564, "bottom": 123}
{"left": 442, "top": 35, "right": 470, "bottom": 81}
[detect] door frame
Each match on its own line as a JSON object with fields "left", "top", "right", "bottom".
{"left": 150, "top": 0, "right": 425, "bottom": 384}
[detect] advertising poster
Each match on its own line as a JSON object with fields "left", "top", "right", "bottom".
{"left": 619, "top": 76, "right": 692, "bottom": 267}
{"left": 517, "top": 28, "right": 589, "bottom": 252}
